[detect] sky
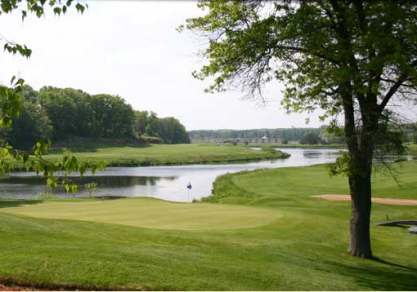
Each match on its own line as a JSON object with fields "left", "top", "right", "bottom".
{"left": 0, "top": 1, "right": 415, "bottom": 131}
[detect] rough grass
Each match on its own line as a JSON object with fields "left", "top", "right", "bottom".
{"left": 41, "top": 143, "right": 289, "bottom": 166}
{"left": 0, "top": 161, "right": 416, "bottom": 290}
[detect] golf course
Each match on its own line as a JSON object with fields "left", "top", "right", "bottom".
{"left": 43, "top": 143, "right": 289, "bottom": 166}
{"left": 0, "top": 160, "right": 416, "bottom": 290}
{"left": 1, "top": 0, "right": 417, "bottom": 290}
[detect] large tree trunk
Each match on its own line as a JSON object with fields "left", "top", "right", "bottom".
{"left": 347, "top": 173, "right": 373, "bottom": 258}
{"left": 341, "top": 84, "right": 376, "bottom": 259}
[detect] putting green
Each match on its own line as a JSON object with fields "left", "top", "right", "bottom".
{"left": 1, "top": 198, "right": 280, "bottom": 230}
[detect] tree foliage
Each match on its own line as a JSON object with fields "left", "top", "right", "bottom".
{"left": 183, "top": 0, "right": 417, "bottom": 258}
{"left": 189, "top": 128, "right": 324, "bottom": 143}
{"left": 0, "top": 0, "right": 107, "bottom": 194}
{"left": 5, "top": 100, "right": 53, "bottom": 149}
{"left": 2, "top": 85, "right": 190, "bottom": 147}
{"left": 299, "top": 131, "right": 320, "bottom": 145}
{"left": 134, "top": 110, "right": 190, "bottom": 144}
{"left": 38, "top": 87, "right": 136, "bottom": 140}
{"left": 157, "top": 117, "right": 190, "bottom": 144}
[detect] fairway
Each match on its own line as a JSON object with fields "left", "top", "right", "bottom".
{"left": 42, "top": 143, "right": 289, "bottom": 166}
{"left": 0, "top": 162, "right": 416, "bottom": 290}
{"left": 1, "top": 198, "right": 280, "bottom": 230}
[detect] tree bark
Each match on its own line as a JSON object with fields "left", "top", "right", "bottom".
{"left": 348, "top": 173, "right": 373, "bottom": 258}
{"left": 341, "top": 82, "right": 375, "bottom": 259}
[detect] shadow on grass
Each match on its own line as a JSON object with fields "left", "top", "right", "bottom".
{"left": 0, "top": 200, "right": 43, "bottom": 209}
{"left": 94, "top": 195, "right": 128, "bottom": 200}
{"left": 373, "top": 257, "right": 417, "bottom": 272}
{"left": 321, "top": 258, "right": 417, "bottom": 290}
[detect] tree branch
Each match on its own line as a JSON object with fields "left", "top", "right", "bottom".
{"left": 379, "top": 75, "right": 406, "bottom": 112}
{"left": 379, "top": 59, "right": 417, "bottom": 112}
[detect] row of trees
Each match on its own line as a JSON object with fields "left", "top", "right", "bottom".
{"left": 135, "top": 111, "right": 190, "bottom": 144}
{"left": 189, "top": 128, "right": 325, "bottom": 142}
{"left": 190, "top": 124, "right": 417, "bottom": 146}
{"left": 189, "top": 127, "right": 346, "bottom": 144}
{"left": 4, "top": 85, "right": 190, "bottom": 149}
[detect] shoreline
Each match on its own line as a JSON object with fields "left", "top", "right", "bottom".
{"left": 10, "top": 144, "right": 291, "bottom": 170}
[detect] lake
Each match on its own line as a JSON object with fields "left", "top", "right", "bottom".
{"left": 0, "top": 148, "right": 342, "bottom": 201}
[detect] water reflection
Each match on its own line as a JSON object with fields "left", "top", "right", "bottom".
{"left": 0, "top": 148, "right": 342, "bottom": 202}
{"left": 0, "top": 175, "right": 178, "bottom": 187}
{"left": 0, "top": 175, "right": 179, "bottom": 200}
{"left": 302, "top": 150, "right": 342, "bottom": 159}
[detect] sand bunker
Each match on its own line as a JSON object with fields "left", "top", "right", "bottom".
{"left": 313, "top": 195, "right": 417, "bottom": 206}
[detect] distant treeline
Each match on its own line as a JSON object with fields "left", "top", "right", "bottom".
{"left": 5, "top": 85, "right": 190, "bottom": 149}
{"left": 189, "top": 126, "right": 417, "bottom": 145}
{"left": 189, "top": 128, "right": 326, "bottom": 142}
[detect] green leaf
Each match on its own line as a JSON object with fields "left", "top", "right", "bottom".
{"left": 53, "top": 7, "right": 61, "bottom": 15}
{"left": 1, "top": 1, "right": 11, "bottom": 13}
{"left": 75, "top": 3, "right": 84, "bottom": 13}
{"left": 71, "top": 184, "right": 78, "bottom": 194}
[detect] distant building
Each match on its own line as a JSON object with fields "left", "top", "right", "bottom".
{"left": 190, "top": 136, "right": 283, "bottom": 144}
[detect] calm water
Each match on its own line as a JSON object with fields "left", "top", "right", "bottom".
{"left": 0, "top": 148, "right": 342, "bottom": 202}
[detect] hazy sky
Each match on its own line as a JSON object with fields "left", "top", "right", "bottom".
{"left": 0, "top": 1, "right": 415, "bottom": 130}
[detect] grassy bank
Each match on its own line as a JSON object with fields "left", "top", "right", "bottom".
{"left": 40, "top": 143, "right": 289, "bottom": 166}
{"left": 405, "top": 143, "right": 417, "bottom": 158}
{"left": 242, "top": 143, "right": 346, "bottom": 149}
{"left": 0, "top": 161, "right": 416, "bottom": 290}
{"left": 205, "top": 160, "right": 417, "bottom": 203}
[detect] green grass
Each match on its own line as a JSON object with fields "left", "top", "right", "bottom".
{"left": 208, "top": 160, "right": 417, "bottom": 202}
{"left": 1, "top": 198, "right": 280, "bottom": 230}
{"left": 0, "top": 162, "right": 416, "bottom": 290}
{"left": 405, "top": 143, "right": 417, "bottom": 158}
{"left": 41, "top": 143, "right": 289, "bottom": 166}
{"left": 242, "top": 143, "right": 345, "bottom": 148}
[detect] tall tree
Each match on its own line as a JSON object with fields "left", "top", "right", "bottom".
{"left": 38, "top": 86, "right": 91, "bottom": 141}
{"left": 183, "top": 1, "right": 417, "bottom": 258}
{"left": 6, "top": 101, "right": 53, "bottom": 150}
{"left": 135, "top": 110, "right": 190, "bottom": 144}
{"left": 300, "top": 131, "right": 320, "bottom": 145}
{"left": 90, "top": 94, "right": 135, "bottom": 138}
{"left": 0, "top": 1, "right": 105, "bottom": 193}
{"left": 157, "top": 117, "right": 190, "bottom": 144}
{"left": 134, "top": 110, "right": 149, "bottom": 136}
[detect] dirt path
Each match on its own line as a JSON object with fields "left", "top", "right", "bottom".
{"left": 313, "top": 195, "right": 417, "bottom": 205}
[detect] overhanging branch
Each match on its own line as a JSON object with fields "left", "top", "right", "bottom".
{"left": 379, "top": 75, "right": 406, "bottom": 112}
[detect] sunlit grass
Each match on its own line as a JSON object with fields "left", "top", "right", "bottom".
{"left": 0, "top": 161, "right": 416, "bottom": 290}
{"left": 2, "top": 197, "right": 280, "bottom": 230}
{"left": 42, "top": 143, "right": 289, "bottom": 166}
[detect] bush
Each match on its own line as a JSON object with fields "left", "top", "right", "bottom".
{"left": 394, "top": 157, "right": 408, "bottom": 163}
{"left": 136, "top": 136, "right": 163, "bottom": 144}
{"left": 261, "top": 146, "right": 278, "bottom": 154}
